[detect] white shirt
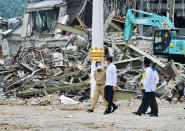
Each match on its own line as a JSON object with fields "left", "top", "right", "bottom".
{"left": 143, "top": 67, "right": 156, "bottom": 92}
{"left": 154, "top": 70, "right": 159, "bottom": 85}
{"left": 140, "top": 69, "right": 159, "bottom": 86}
{"left": 105, "top": 63, "right": 117, "bottom": 86}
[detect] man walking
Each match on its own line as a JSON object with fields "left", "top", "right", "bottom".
{"left": 87, "top": 61, "right": 108, "bottom": 113}
{"left": 133, "top": 59, "right": 158, "bottom": 117}
{"left": 146, "top": 63, "right": 159, "bottom": 115}
{"left": 104, "top": 56, "right": 118, "bottom": 114}
{"left": 141, "top": 62, "right": 160, "bottom": 115}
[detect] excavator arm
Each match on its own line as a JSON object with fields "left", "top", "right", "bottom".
{"left": 123, "top": 9, "right": 175, "bottom": 41}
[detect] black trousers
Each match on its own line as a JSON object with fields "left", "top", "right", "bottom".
{"left": 137, "top": 91, "right": 158, "bottom": 115}
{"left": 141, "top": 89, "right": 152, "bottom": 113}
{"left": 104, "top": 85, "right": 116, "bottom": 111}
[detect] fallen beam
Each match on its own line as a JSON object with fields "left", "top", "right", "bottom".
{"left": 115, "top": 57, "right": 143, "bottom": 70}
{"left": 0, "top": 70, "right": 15, "bottom": 74}
{"left": 24, "top": 71, "right": 82, "bottom": 90}
{"left": 159, "top": 79, "right": 184, "bottom": 100}
{"left": 115, "top": 57, "right": 143, "bottom": 64}
{"left": 128, "top": 44, "right": 166, "bottom": 70}
{"left": 5, "top": 69, "right": 41, "bottom": 92}
{"left": 112, "top": 43, "right": 122, "bottom": 53}
{"left": 104, "top": 10, "right": 116, "bottom": 32}
{"left": 107, "top": 31, "right": 123, "bottom": 35}
{"left": 110, "top": 21, "right": 123, "bottom": 31}
{"left": 21, "top": 62, "right": 34, "bottom": 72}
{"left": 56, "top": 23, "right": 88, "bottom": 35}
{"left": 16, "top": 82, "right": 89, "bottom": 98}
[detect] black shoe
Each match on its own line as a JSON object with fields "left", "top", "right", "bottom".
{"left": 147, "top": 112, "right": 153, "bottom": 115}
{"left": 132, "top": 112, "right": 142, "bottom": 116}
{"left": 104, "top": 109, "right": 111, "bottom": 115}
{"left": 87, "top": 109, "right": 94, "bottom": 113}
{"left": 104, "top": 111, "right": 110, "bottom": 115}
{"left": 149, "top": 114, "right": 158, "bottom": 117}
{"left": 111, "top": 106, "right": 118, "bottom": 113}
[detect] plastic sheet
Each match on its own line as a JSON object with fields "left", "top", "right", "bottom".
{"left": 59, "top": 95, "right": 79, "bottom": 105}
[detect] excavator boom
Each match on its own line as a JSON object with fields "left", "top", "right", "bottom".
{"left": 123, "top": 9, "right": 175, "bottom": 41}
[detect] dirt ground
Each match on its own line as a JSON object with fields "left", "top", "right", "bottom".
{"left": 0, "top": 99, "right": 185, "bottom": 131}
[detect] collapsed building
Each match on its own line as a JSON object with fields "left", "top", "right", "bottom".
{"left": 0, "top": 0, "right": 184, "bottom": 105}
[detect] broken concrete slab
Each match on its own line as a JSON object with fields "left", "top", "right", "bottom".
{"left": 56, "top": 23, "right": 89, "bottom": 36}
{"left": 104, "top": 10, "right": 116, "bottom": 33}
{"left": 26, "top": 0, "right": 66, "bottom": 12}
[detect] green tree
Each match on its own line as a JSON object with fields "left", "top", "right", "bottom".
{"left": 0, "top": 0, "right": 27, "bottom": 19}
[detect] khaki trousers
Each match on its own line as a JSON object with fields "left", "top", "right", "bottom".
{"left": 91, "top": 85, "right": 108, "bottom": 110}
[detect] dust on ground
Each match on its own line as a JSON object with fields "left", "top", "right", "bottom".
{"left": 0, "top": 99, "right": 185, "bottom": 131}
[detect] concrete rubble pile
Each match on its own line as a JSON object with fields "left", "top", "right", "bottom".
{"left": 104, "top": 35, "right": 185, "bottom": 103}
{"left": 0, "top": 0, "right": 184, "bottom": 106}
{"left": 0, "top": 36, "right": 91, "bottom": 100}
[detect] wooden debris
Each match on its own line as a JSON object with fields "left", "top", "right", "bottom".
{"left": 77, "top": 17, "right": 88, "bottom": 30}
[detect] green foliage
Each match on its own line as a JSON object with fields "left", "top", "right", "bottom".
{"left": 0, "top": 0, "right": 27, "bottom": 19}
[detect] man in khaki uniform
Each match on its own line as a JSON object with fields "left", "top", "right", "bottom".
{"left": 87, "top": 61, "right": 108, "bottom": 113}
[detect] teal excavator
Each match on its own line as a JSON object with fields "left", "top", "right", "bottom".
{"left": 123, "top": 9, "right": 185, "bottom": 60}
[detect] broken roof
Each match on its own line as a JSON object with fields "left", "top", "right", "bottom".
{"left": 0, "top": 18, "right": 8, "bottom": 25}
{"left": 26, "top": 0, "right": 66, "bottom": 12}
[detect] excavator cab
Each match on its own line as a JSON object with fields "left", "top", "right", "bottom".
{"left": 153, "top": 29, "right": 179, "bottom": 55}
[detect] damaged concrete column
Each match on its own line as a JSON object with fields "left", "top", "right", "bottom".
{"left": 0, "top": 39, "right": 10, "bottom": 57}
{"left": 90, "top": 0, "right": 104, "bottom": 98}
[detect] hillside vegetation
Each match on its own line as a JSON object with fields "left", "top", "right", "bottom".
{"left": 0, "top": 0, "right": 27, "bottom": 19}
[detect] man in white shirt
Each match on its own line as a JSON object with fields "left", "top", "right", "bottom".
{"left": 142, "top": 63, "right": 160, "bottom": 114}
{"left": 104, "top": 56, "right": 118, "bottom": 114}
{"left": 133, "top": 59, "right": 158, "bottom": 117}
{"left": 145, "top": 63, "right": 159, "bottom": 115}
